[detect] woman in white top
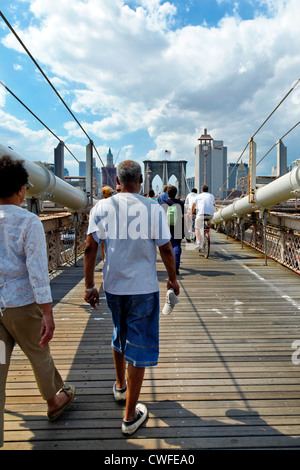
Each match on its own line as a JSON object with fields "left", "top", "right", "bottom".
{"left": 0, "top": 155, "right": 75, "bottom": 447}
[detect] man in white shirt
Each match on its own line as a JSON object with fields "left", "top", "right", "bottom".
{"left": 192, "top": 184, "right": 215, "bottom": 250}
{"left": 184, "top": 188, "right": 197, "bottom": 240}
{"left": 84, "top": 160, "right": 179, "bottom": 435}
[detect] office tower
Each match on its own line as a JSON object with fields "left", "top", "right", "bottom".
{"left": 227, "top": 161, "right": 249, "bottom": 191}
{"left": 195, "top": 129, "right": 227, "bottom": 198}
{"left": 101, "top": 148, "right": 117, "bottom": 190}
{"left": 78, "top": 158, "right": 102, "bottom": 196}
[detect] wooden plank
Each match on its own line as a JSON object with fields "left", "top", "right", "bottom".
{"left": 2, "top": 230, "right": 300, "bottom": 450}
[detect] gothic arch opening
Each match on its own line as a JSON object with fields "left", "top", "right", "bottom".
{"left": 143, "top": 159, "right": 188, "bottom": 197}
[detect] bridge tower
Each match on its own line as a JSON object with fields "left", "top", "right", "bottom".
{"left": 143, "top": 159, "right": 188, "bottom": 197}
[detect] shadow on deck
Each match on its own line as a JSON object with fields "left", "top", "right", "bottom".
{"left": 3, "top": 231, "right": 300, "bottom": 451}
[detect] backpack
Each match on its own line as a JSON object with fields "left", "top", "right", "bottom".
{"left": 166, "top": 203, "right": 178, "bottom": 226}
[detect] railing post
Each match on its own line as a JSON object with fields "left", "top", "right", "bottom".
{"left": 74, "top": 212, "right": 78, "bottom": 267}
{"left": 27, "top": 197, "right": 43, "bottom": 214}
{"left": 263, "top": 209, "right": 268, "bottom": 266}
{"left": 240, "top": 217, "right": 244, "bottom": 249}
{"left": 86, "top": 140, "right": 93, "bottom": 205}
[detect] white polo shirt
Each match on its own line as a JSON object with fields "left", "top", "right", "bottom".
{"left": 185, "top": 192, "right": 197, "bottom": 210}
{"left": 195, "top": 192, "right": 216, "bottom": 216}
{"left": 87, "top": 192, "right": 171, "bottom": 295}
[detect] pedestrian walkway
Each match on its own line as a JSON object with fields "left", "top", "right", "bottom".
{"left": 2, "top": 230, "right": 300, "bottom": 450}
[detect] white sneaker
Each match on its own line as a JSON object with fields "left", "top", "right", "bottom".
{"left": 194, "top": 242, "right": 202, "bottom": 251}
{"left": 122, "top": 403, "right": 148, "bottom": 435}
{"left": 162, "top": 288, "right": 180, "bottom": 315}
{"left": 113, "top": 382, "right": 127, "bottom": 402}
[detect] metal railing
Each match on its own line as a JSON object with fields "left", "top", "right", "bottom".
{"left": 40, "top": 212, "right": 89, "bottom": 274}
{"left": 217, "top": 211, "right": 300, "bottom": 274}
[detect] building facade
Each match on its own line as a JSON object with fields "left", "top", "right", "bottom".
{"left": 227, "top": 161, "right": 249, "bottom": 193}
{"left": 195, "top": 132, "right": 227, "bottom": 199}
{"left": 101, "top": 148, "right": 117, "bottom": 191}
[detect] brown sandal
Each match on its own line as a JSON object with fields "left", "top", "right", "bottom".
{"left": 47, "top": 384, "right": 76, "bottom": 421}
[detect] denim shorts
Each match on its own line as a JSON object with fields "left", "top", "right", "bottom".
{"left": 105, "top": 291, "right": 159, "bottom": 367}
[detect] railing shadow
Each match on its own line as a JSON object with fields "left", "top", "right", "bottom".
{"left": 3, "top": 236, "right": 300, "bottom": 450}
{"left": 142, "top": 400, "right": 300, "bottom": 449}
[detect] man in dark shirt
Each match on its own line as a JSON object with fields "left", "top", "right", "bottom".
{"left": 162, "top": 185, "right": 185, "bottom": 274}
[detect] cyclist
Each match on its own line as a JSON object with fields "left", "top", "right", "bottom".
{"left": 191, "top": 184, "right": 215, "bottom": 250}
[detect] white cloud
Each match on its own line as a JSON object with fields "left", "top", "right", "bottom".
{"left": 1, "top": 0, "right": 300, "bottom": 176}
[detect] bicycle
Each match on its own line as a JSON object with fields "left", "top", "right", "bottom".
{"left": 202, "top": 221, "right": 210, "bottom": 259}
{"left": 190, "top": 214, "right": 211, "bottom": 259}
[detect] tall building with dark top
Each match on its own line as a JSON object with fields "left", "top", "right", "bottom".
{"left": 101, "top": 148, "right": 117, "bottom": 190}
{"left": 195, "top": 129, "right": 227, "bottom": 199}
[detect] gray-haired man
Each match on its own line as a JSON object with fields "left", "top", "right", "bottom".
{"left": 84, "top": 160, "right": 179, "bottom": 435}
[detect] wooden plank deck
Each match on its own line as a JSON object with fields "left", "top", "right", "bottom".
{"left": 2, "top": 230, "right": 300, "bottom": 451}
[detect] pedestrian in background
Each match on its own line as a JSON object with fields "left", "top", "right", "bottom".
{"left": 162, "top": 185, "right": 185, "bottom": 275}
{"left": 157, "top": 185, "right": 168, "bottom": 204}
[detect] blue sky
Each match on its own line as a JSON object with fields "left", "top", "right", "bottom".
{"left": 0, "top": 0, "right": 299, "bottom": 191}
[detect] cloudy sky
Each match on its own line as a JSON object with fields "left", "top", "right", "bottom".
{"left": 0, "top": 0, "right": 299, "bottom": 190}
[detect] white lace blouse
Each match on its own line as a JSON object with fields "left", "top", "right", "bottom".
{"left": 0, "top": 204, "right": 52, "bottom": 310}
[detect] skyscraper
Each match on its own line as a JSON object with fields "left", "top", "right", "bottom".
{"left": 78, "top": 158, "right": 102, "bottom": 196}
{"left": 101, "top": 148, "right": 117, "bottom": 190}
{"left": 195, "top": 130, "right": 227, "bottom": 199}
{"left": 227, "top": 161, "right": 249, "bottom": 195}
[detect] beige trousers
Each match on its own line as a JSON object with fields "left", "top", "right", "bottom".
{"left": 0, "top": 302, "right": 64, "bottom": 447}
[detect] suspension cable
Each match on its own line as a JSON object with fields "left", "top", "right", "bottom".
{"left": 0, "top": 11, "right": 116, "bottom": 189}
{"left": 0, "top": 80, "right": 86, "bottom": 173}
{"left": 251, "top": 78, "right": 300, "bottom": 139}
{"left": 216, "top": 79, "right": 300, "bottom": 198}
{"left": 216, "top": 141, "right": 249, "bottom": 197}
{"left": 0, "top": 11, "right": 90, "bottom": 141}
{"left": 256, "top": 121, "right": 300, "bottom": 166}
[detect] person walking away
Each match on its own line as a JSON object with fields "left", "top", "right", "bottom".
{"left": 101, "top": 186, "right": 114, "bottom": 199}
{"left": 184, "top": 188, "right": 197, "bottom": 241}
{"left": 162, "top": 185, "right": 185, "bottom": 275}
{"left": 100, "top": 186, "right": 114, "bottom": 261}
{"left": 148, "top": 189, "right": 157, "bottom": 201}
{"left": 0, "top": 156, "right": 75, "bottom": 448}
{"left": 192, "top": 184, "right": 215, "bottom": 250}
{"left": 84, "top": 160, "right": 179, "bottom": 436}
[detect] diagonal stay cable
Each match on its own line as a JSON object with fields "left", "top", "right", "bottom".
{"left": 0, "top": 11, "right": 116, "bottom": 188}
{"left": 0, "top": 11, "right": 90, "bottom": 141}
{"left": 224, "top": 119, "right": 300, "bottom": 198}
{"left": 256, "top": 120, "right": 300, "bottom": 167}
{"left": 0, "top": 80, "right": 86, "bottom": 174}
{"left": 216, "top": 79, "right": 300, "bottom": 198}
{"left": 252, "top": 78, "right": 300, "bottom": 140}
{"left": 216, "top": 141, "right": 249, "bottom": 198}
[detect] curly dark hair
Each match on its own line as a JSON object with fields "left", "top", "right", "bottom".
{"left": 167, "top": 185, "right": 177, "bottom": 198}
{"left": 0, "top": 155, "right": 29, "bottom": 198}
